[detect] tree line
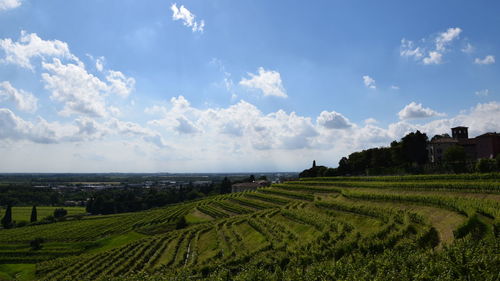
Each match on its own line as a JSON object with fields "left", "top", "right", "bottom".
{"left": 300, "top": 130, "right": 500, "bottom": 177}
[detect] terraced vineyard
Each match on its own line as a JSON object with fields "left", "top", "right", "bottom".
{"left": 1, "top": 173, "right": 499, "bottom": 280}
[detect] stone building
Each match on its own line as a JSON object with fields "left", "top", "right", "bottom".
{"left": 231, "top": 180, "right": 270, "bottom": 193}
{"left": 428, "top": 126, "right": 500, "bottom": 163}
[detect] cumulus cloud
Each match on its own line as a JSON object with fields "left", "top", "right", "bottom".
{"left": 400, "top": 27, "right": 462, "bottom": 65}
{"left": 0, "top": 0, "right": 21, "bottom": 11}
{"left": 398, "top": 102, "right": 445, "bottom": 120}
{"left": 362, "top": 75, "right": 376, "bottom": 89}
{"left": 239, "top": 67, "right": 288, "bottom": 98}
{"left": 171, "top": 3, "right": 205, "bottom": 33}
{"left": 106, "top": 70, "right": 135, "bottom": 98}
{"left": 95, "top": 57, "right": 104, "bottom": 71}
{"left": 147, "top": 96, "right": 318, "bottom": 150}
{"left": 474, "top": 55, "right": 495, "bottom": 65}
{"left": 364, "top": 118, "right": 378, "bottom": 125}
{"left": 0, "top": 81, "right": 37, "bottom": 113}
{"left": 2, "top": 93, "right": 500, "bottom": 172}
{"left": 175, "top": 116, "right": 199, "bottom": 134}
{"left": 400, "top": 39, "right": 423, "bottom": 59}
{"left": 317, "top": 111, "right": 352, "bottom": 129}
{"left": 42, "top": 58, "right": 109, "bottom": 118}
{"left": 0, "top": 32, "right": 135, "bottom": 119}
{"left": 0, "top": 108, "right": 59, "bottom": 143}
{"left": 0, "top": 31, "right": 76, "bottom": 69}
{"left": 435, "top": 27, "right": 462, "bottom": 51}
{"left": 390, "top": 85, "right": 400, "bottom": 90}
{"left": 422, "top": 51, "right": 442, "bottom": 65}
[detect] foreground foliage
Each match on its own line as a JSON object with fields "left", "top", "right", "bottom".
{"left": 0, "top": 173, "right": 498, "bottom": 280}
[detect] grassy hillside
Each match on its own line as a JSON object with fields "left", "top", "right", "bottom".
{"left": 0, "top": 174, "right": 499, "bottom": 280}
{"left": 0, "top": 207, "right": 86, "bottom": 223}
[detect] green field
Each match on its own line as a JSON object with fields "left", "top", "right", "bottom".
{"left": 0, "top": 207, "right": 86, "bottom": 223}
{"left": 0, "top": 174, "right": 498, "bottom": 280}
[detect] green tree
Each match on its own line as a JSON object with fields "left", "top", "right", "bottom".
{"left": 401, "top": 130, "right": 428, "bottom": 165}
{"left": 337, "top": 157, "right": 350, "bottom": 175}
{"left": 444, "top": 145, "right": 466, "bottom": 173}
{"left": 30, "top": 237, "right": 44, "bottom": 251}
{"left": 220, "top": 177, "right": 232, "bottom": 194}
{"left": 53, "top": 208, "right": 68, "bottom": 218}
{"left": 1, "top": 205, "right": 13, "bottom": 229}
{"left": 176, "top": 216, "right": 187, "bottom": 229}
{"left": 390, "top": 141, "right": 405, "bottom": 167}
{"left": 476, "top": 158, "right": 497, "bottom": 173}
{"left": 30, "top": 205, "right": 37, "bottom": 223}
{"left": 496, "top": 154, "right": 500, "bottom": 171}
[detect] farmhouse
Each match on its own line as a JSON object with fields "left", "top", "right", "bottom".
{"left": 231, "top": 180, "right": 270, "bottom": 193}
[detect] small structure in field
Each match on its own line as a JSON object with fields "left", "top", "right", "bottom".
{"left": 231, "top": 180, "right": 270, "bottom": 193}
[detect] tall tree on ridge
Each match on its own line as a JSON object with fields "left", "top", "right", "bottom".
{"left": 30, "top": 205, "right": 37, "bottom": 223}
{"left": 1, "top": 205, "right": 13, "bottom": 229}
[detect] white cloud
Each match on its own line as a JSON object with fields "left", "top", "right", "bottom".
{"left": 435, "top": 27, "right": 461, "bottom": 51}
{"left": 2, "top": 94, "right": 500, "bottom": 172}
{"left": 0, "top": 31, "right": 77, "bottom": 69}
{"left": 175, "top": 116, "right": 199, "bottom": 134}
{"left": 0, "top": 108, "right": 60, "bottom": 143}
{"left": 390, "top": 85, "right": 400, "bottom": 90}
{"left": 210, "top": 58, "right": 236, "bottom": 98}
{"left": 475, "top": 89, "right": 489, "bottom": 97}
{"left": 362, "top": 75, "right": 376, "bottom": 89}
{"left": 95, "top": 57, "right": 104, "bottom": 71}
{"left": 461, "top": 43, "right": 474, "bottom": 54}
{"left": 364, "top": 118, "right": 378, "bottom": 125}
{"left": 400, "top": 27, "right": 462, "bottom": 65}
{"left": 239, "top": 67, "right": 288, "bottom": 98}
{"left": 0, "top": 81, "right": 37, "bottom": 113}
{"left": 171, "top": 3, "right": 205, "bottom": 33}
{"left": 42, "top": 58, "right": 109, "bottom": 118}
{"left": 400, "top": 39, "right": 424, "bottom": 59}
{"left": 106, "top": 70, "right": 135, "bottom": 98}
{"left": 474, "top": 55, "right": 495, "bottom": 65}
{"left": 317, "top": 111, "right": 353, "bottom": 129}
{"left": 398, "top": 102, "right": 445, "bottom": 120}
{"left": 0, "top": 0, "right": 21, "bottom": 11}
{"left": 423, "top": 51, "right": 443, "bottom": 65}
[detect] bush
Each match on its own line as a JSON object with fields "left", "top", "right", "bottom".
{"left": 53, "top": 208, "right": 68, "bottom": 218}
{"left": 454, "top": 214, "right": 488, "bottom": 240}
{"left": 16, "top": 220, "right": 28, "bottom": 227}
{"left": 175, "top": 216, "right": 187, "bottom": 229}
{"left": 418, "top": 227, "right": 440, "bottom": 249}
{"left": 30, "top": 237, "right": 44, "bottom": 250}
{"left": 476, "top": 158, "right": 497, "bottom": 173}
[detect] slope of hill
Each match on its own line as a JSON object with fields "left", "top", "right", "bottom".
{"left": 0, "top": 174, "right": 499, "bottom": 280}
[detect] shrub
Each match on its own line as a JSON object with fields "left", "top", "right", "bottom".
{"left": 418, "top": 227, "right": 440, "bottom": 249}
{"left": 476, "top": 158, "right": 497, "bottom": 173}
{"left": 175, "top": 216, "right": 187, "bottom": 229}
{"left": 53, "top": 208, "right": 68, "bottom": 218}
{"left": 30, "top": 237, "right": 44, "bottom": 251}
{"left": 454, "top": 214, "right": 488, "bottom": 240}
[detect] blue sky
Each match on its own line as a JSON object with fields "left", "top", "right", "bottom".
{"left": 0, "top": 0, "right": 499, "bottom": 172}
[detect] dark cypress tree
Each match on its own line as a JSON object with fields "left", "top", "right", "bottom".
{"left": 1, "top": 205, "right": 13, "bottom": 229}
{"left": 220, "top": 177, "right": 232, "bottom": 194}
{"left": 30, "top": 205, "right": 37, "bottom": 223}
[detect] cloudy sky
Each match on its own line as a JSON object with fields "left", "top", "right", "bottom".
{"left": 0, "top": 0, "right": 499, "bottom": 172}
